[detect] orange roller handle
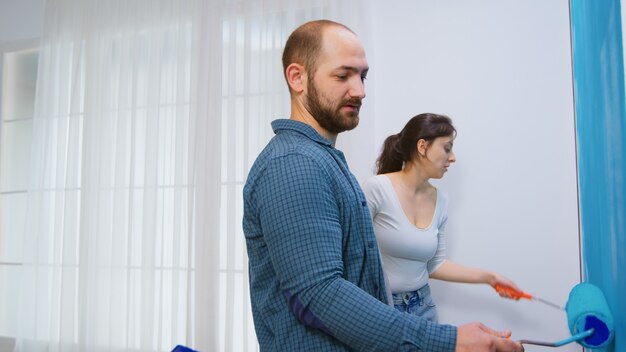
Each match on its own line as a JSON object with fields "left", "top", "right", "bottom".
{"left": 494, "top": 284, "right": 532, "bottom": 301}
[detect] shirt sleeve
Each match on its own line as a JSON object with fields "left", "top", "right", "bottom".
{"left": 427, "top": 193, "right": 448, "bottom": 274}
{"left": 362, "top": 175, "right": 395, "bottom": 306}
{"left": 254, "top": 153, "right": 457, "bottom": 351}
{"left": 362, "top": 175, "right": 382, "bottom": 219}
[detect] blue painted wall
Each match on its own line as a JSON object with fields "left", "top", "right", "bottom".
{"left": 570, "top": 1, "right": 626, "bottom": 351}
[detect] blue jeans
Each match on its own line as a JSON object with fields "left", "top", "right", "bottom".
{"left": 392, "top": 284, "right": 438, "bottom": 323}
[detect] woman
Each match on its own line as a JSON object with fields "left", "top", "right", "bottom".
{"left": 362, "top": 113, "right": 519, "bottom": 322}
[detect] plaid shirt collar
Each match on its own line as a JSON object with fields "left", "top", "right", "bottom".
{"left": 271, "top": 118, "right": 333, "bottom": 147}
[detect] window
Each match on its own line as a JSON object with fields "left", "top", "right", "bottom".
{"left": 0, "top": 4, "right": 329, "bottom": 350}
{"left": 0, "top": 44, "right": 39, "bottom": 344}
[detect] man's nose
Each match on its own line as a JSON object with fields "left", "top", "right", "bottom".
{"left": 349, "top": 76, "right": 366, "bottom": 99}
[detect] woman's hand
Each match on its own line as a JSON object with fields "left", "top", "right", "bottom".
{"left": 489, "top": 274, "right": 522, "bottom": 299}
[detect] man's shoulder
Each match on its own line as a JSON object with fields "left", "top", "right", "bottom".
{"left": 246, "top": 135, "right": 330, "bottom": 188}
{"left": 255, "top": 132, "right": 332, "bottom": 169}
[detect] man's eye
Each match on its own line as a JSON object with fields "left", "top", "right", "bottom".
{"left": 337, "top": 75, "right": 347, "bottom": 80}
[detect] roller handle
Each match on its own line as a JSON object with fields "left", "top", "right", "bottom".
{"left": 494, "top": 284, "right": 532, "bottom": 300}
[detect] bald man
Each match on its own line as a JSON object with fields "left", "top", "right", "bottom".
{"left": 243, "top": 19, "right": 523, "bottom": 352}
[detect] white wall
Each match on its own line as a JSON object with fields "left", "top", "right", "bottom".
{"left": 0, "top": 0, "right": 44, "bottom": 46}
{"left": 340, "top": 1, "right": 581, "bottom": 350}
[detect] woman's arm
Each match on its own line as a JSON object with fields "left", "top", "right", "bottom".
{"left": 429, "top": 260, "right": 521, "bottom": 297}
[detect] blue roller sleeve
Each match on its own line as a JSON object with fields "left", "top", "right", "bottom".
{"left": 566, "top": 283, "right": 614, "bottom": 349}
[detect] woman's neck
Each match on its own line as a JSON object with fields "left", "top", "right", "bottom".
{"left": 395, "top": 164, "right": 431, "bottom": 194}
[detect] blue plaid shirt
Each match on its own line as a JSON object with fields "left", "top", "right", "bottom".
{"left": 243, "top": 119, "right": 457, "bottom": 351}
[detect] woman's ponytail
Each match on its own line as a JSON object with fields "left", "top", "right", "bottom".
{"left": 375, "top": 133, "right": 404, "bottom": 174}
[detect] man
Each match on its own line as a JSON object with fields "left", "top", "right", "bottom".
{"left": 242, "top": 19, "right": 524, "bottom": 352}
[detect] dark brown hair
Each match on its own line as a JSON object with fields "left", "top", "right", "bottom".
{"left": 282, "top": 20, "right": 354, "bottom": 84}
{"left": 376, "top": 113, "right": 456, "bottom": 174}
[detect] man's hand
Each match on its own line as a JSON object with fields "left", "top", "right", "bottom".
{"left": 455, "top": 322, "right": 524, "bottom": 352}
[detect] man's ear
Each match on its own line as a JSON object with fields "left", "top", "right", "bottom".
{"left": 285, "top": 63, "right": 306, "bottom": 93}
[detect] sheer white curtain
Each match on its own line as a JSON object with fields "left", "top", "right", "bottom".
{"left": 15, "top": 0, "right": 371, "bottom": 351}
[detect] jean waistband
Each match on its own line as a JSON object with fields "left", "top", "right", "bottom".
{"left": 394, "top": 284, "right": 431, "bottom": 299}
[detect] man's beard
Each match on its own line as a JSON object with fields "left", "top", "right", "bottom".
{"left": 305, "top": 78, "right": 361, "bottom": 134}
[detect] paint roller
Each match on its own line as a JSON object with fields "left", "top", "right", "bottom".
{"left": 497, "top": 282, "right": 614, "bottom": 349}
{"left": 564, "top": 283, "right": 614, "bottom": 349}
